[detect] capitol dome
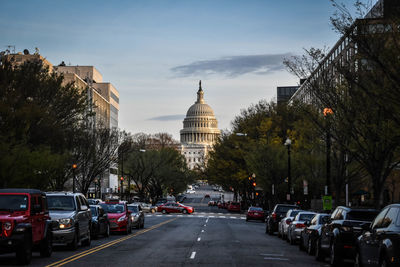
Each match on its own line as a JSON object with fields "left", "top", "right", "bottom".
{"left": 180, "top": 81, "right": 220, "bottom": 145}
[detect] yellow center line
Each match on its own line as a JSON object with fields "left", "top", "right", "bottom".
{"left": 46, "top": 218, "right": 177, "bottom": 267}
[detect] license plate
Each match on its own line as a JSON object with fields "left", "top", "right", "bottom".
{"left": 254, "top": 213, "right": 258, "bottom": 215}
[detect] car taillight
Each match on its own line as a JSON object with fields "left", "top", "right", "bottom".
{"left": 295, "top": 223, "right": 306, "bottom": 228}
{"left": 272, "top": 212, "right": 277, "bottom": 220}
{"left": 286, "top": 219, "right": 291, "bottom": 225}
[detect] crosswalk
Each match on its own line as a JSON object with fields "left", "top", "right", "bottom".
{"left": 145, "top": 212, "right": 246, "bottom": 220}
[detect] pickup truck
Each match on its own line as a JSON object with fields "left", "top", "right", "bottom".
{"left": 316, "top": 206, "right": 379, "bottom": 266}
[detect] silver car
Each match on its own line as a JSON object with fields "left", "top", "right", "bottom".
{"left": 287, "top": 211, "right": 316, "bottom": 245}
{"left": 278, "top": 209, "right": 303, "bottom": 240}
{"left": 127, "top": 204, "right": 144, "bottom": 229}
{"left": 47, "top": 192, "right": 92, "bottom": 250}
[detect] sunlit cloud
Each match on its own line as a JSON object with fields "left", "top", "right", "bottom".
{"left": 148, "top": 114, "right": 185, "bottom": 121}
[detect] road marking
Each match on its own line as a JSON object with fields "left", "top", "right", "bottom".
{"left": 219, "top": 216, "right": 226, "bottom": 218}
{"left": 264, "top": 257, "right": 289, "bottom": 261}
{"left": 240, "top": 217, "right": 246, "bottom": 219}
{"left": 206, "top": 218, "right": 209, "bottom": 223}
{"left": 201, "top": 230, "right": 204, "bottom": 233}
{"left": 190, "top": 252, "right": 196, "bottom": 259}
{"left": 147, "top": 215, "right": 153, "bottom": 217}
{"left": 197, "top": 215, "right": 205, "bottom": 218}
{"left": 46, "top": 218, "right": 177, "bottom": 267}
{"left": 230, "top": 216, "right": 236, "bottom": 219}
{"left": 209, "top": 215, "right": 215, "bottom": 218}
{"left": 167, "top": 215, "right": 172, "bottom": 217}
{"left": 156, "top": 215, "right": 162, "bottom": 217}
{"left": 204, "top": 224, "right": 206, "bottom": 227}
{"left": 197, "top": 237, "right": 201, "bottom": 241}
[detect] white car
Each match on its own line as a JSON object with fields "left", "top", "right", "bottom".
{"left": 186, "top": 189, "right": 196, "bottom": 194}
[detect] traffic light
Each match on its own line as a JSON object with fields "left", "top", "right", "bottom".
{"left": 72, "top": 164, "right": 77, "bottom": 169}
{"left": 252, "top": 182, "right": 256, "bottom": 187}
{"left": 120, "top": 176, "right": 124, "bottom": 181}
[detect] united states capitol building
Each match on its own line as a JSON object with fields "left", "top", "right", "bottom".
{"left": 180, "top": 81, "right": 220, "bottom": 169}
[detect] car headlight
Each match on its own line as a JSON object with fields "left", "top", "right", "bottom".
{"left": 58, "top": 218, "right": 74, "bottom": 229}
{"left": 118, "top": 215, "right": 126, "bottom": 222}
{"left": 3, "top": 222, "right": 12, "bottom": 231}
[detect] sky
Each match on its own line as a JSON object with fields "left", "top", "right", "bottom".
{"left": 1, "top": 0, "right": 367, "bottom": 140}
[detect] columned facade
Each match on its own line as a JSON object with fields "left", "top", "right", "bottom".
{"left": 180, "top": 81, "right": 220, "bottom": 170}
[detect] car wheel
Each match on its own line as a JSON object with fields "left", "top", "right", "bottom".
{"left": 330, "top": 241, "right": 342, "bottom": 266}
{"left": 162, "top": 209, "right": 167, "bottom": 214}
{"left": 40, "top": 229, "right": 52, "bottom": 257}
{"left": 315, "top": 238, "right": 325, "bottom": 261}
{"left": 268, "top": 224, "right": 273, "bottom": 235}
{"left": 308, "top": 238, "right": 314, "bottom": 255}
{"left": 16, "top": 232, "right": 32, "bottom": 265}
{"left": 289, "top": 232, "right": 295, "bottom": 245}
{"left": 68, "top": 229, "right": 79, "bottom": 250}
{"left": 354, "top": 249, "right": 363, "bottom": 267}
{"left": 183, "top": 209, "right": 188, "bottom": 214}
{"left": 82, "top": 227, "right": 91, "bottom": 246}
{"left": 104, "top": 224, "right": 110, "bottom": 237}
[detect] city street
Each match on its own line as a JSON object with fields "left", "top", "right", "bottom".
{"left": 0, "top": 187, "right": 327, "bottom": 267}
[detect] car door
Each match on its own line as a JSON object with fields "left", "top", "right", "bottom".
{"left": 30, "top": 194, "right": 45, "bottom": 243}
{"left": 359, "top": 207, "right": 389, "bottom": 266}
{"left": 321, "top": 208, "right": 340, "bottom": 249}
{"left": 77, "top": 196, "right": 89, "bottom": 238}
{"left": 97, "top": 207, "right": 106, "bottom": 233}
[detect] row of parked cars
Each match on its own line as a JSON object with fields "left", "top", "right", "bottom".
{"left": 264, "top": 203, "right": 400, "bottom": 267}
{"left": 0, "top": 188, "right": 145, "bottom": 265}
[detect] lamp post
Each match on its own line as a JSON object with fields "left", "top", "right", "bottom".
{"left": 323, "top": 108, "right": 333, "bottom": 196}
{"left": 120, "top": 176, "right": 124, "bottom": 199}
{"left": 284, "top": 138, "right": 292, "bottom": 202}
{"left": 72, "top": 164, "right": 77, "bottom": 193}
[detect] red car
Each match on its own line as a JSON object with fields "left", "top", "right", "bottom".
{"left": 246, "top": 206, "right": 265, "bottom": 222}
{"left": 100, "top": 200, "right": 132, "bottom": 234}
{"left": 228, "top": 202, "right": 241, "bottom": 212}
{"left": 157, "top": 202, "right": 194, "bottom": 214}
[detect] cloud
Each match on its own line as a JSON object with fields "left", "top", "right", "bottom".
{"left": 171, "top": 53, "right": 292, "bottom": 77}
{"left": 148, "top": 114, "right": 185, "bottom": 121}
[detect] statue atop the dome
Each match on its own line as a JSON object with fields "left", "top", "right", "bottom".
{"left": 199, "top": 80, "right": 202, "bottom": 91}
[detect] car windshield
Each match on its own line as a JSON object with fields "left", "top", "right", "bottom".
{"left": 290, "top": 210, "right": 301, "bottom": 217}
{"left": 299, "top": 213, "right": 315, "bottom": 221}
{"left": 0, "top": 194, "right": 29, "bottom": 211}
{"left": 101, "top": 203, "right": 125, "bottom": 213}
{"left": 90, "top": 206, "right": 97, "bottom": 216}
{"left": 128, "top": 206, "right": 139, "bottom": 213}
{"left": 276, "top": 205, "right": 298, "bottom": 213}
{"left": 249, "top": 207, "right": 263, "bottom": 211}
{"left": 47, "top": 196, "right": 75, "bottom": 211}
{"left": 347, "top": 210, "right": 379, "bottom": 221}
{"left": 319, "top": 215, "right": 329, "bottom": 224}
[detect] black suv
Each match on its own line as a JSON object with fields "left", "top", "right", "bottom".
{"left": 0, "top": 189, "right": 53, "bottom": 264}
{"left": 47, "top": 192, "right": 92, "bottom": 250}
{"left": 316, "top": 206, "right": 379, "bottom": 266}
{"left": 355, "top": 204, "right": 400, "bottom": 267}
{"left": 265, "top": 204, "right": 299, "bottom": 235}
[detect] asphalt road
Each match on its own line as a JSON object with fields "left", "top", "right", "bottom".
{"left": 0, "top": 187, "right": 331, "bottom": 266}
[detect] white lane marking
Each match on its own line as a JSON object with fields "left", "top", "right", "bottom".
{"left": 147, "top": 215, "right": 153, "bottom": 217}
{"left": 218, "top": 213, "right": 223, "bottom": 215}
{"left": 264, "top": 257, "right": 289, "bottom": 261}
{"left": 177, "top": 215, "right": 183, "bottom": 217}
{"left": 190, "top": 252, "right": 196, "bottom": 259}
{"left": 209, "top": 215, "right": 215, "bottom": 218}
{"left": 197, "top": 215, "right": 205, "bottom": 218}
{"left": 197, "top": 237, "right": 201, "bottom": 242}
{"left": 156, "top": 215, "right": 162, "bottom": 217}
{"left": 206, "top": 218, "right": 209, "bottom": 223}
{"left": 204, "top": 224, "right": 206, "bottom": 227}
{"left": 167, "top": 215, "right": 172, "bottom": 217}
{"left": 219, "top": 216, "right": 226, "bottom": 218}
{"left": 240, "top": 217, "right": 246, "bottom": 219}
{"left": 230, "top": 216, "right": 236, "bottom": 219}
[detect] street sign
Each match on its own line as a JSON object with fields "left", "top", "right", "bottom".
{"left": 286, "top": 194, "right": 290, "bottom": 201}
{"left": 322, "top": 195, "right": 332, "bottom": 211}
{"left": 303, "top": 180, "right": 308, "bottom": 195}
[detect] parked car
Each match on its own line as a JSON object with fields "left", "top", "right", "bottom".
{"left": 89, "top": 205, "right": 110, "bottom": 239}
{"left": 217, "top": 201, "right": 225, "bottom": 209}
{"left": 157, "top": 202, "right": 194, "bottom": 214}
{"left": 186, "top": 189, "right": 196, "bottom": 194}
{"left": 0, "top": 189, "right": 53, "bottom": 264}
{"left": 228, "top": 202, "right": 241, "bottom": 212}
{"left": 355, "top": 203, "right": 400, "bottom": 267}
{"left": 278, "top": 209, "right": 303, "bottom": 239}
{"left": 316, "top": 206, "right": 379, "bottom": 266}
{"left": 265, "top": 204, "right": 299, "bottom": 235}
{"left": 100, "top": 200, "right": 132, "bottom": 234}
{"left": 87, "top": 198, "right": 102, "bottom": 205}
{"left": 299, "top": 213, "right": 330, "bottom": 255}
{"left": 47, "top": 192, "right": 92, "bottom": 250}
{"left": 136, "top": 202, "right": 152, "bottom": 213}
{"left": 287, "top": 211, "right": 316, "bottom": 245}
{"left": 246, "top": 206, "right": 265, "bottom": 222}
{"left": 127, "top": 204, "right": 144, "bottom": 229}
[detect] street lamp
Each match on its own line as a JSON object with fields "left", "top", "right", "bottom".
{"left": 284, "top": 138, "right": 292, "bottom": 202}
{"left": 72, "top": 164, "right": 77, "bottom": 193}
{"left": 323, "top": 108, "right": 333, "bottom": 196}
{"left": 120, "top": 176, "right": 124, "bottom": 198}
